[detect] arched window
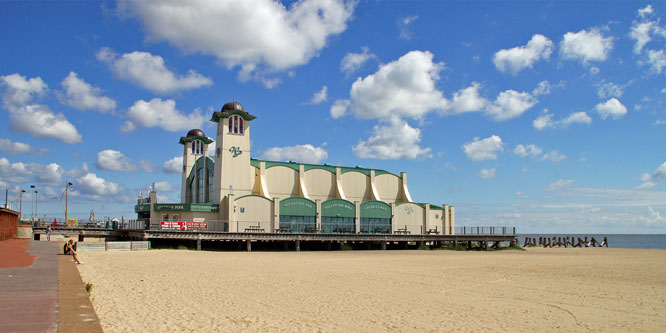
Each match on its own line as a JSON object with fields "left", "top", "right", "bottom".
{"left": 227, "top": 115, "right": 244, "bottom": 134}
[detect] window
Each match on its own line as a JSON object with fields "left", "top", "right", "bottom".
{"left": 198, "top": 168, "right": 204, "bottom": 203}
{"left": 208, "top": 169, "right": 214, "bottom": 202}
{"left": 172, "top": 214, "right": 180, "bottom": 221}
{"left": 162, "top": 214, "right": 168, "bottom": 221}
{"left": 228, "top": 115, "right": 244, "bottom": 134}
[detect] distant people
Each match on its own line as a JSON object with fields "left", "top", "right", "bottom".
{"left": 600, "top": 236, "right": 608, "bottom": 247}
{"left": 64, "top": 239, "right": 82, "bottom": 264}
{"left": 46, "top": 225, "right": 51, "bottom": 241}
{"left": 589, "top": 237, "right": 600, "bottom": 247}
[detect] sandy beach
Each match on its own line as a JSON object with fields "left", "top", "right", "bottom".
{"left": 76, "top": 248, "right": 666, "bottom": 332}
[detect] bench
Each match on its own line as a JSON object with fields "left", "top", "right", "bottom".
{"left": 372, "top": 227, "right": 390, "bottom": 234}
{"left": 333, "top": 227, "right": 353, "bottom": 234}
{"left": 244, "top": 225, "right": 265, "bottom": 233}
{"left": 394, "top": 228, "right": 410, "bottom": 235}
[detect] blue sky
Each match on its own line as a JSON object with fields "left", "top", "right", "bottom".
{"left": 1, "top": 0, "right": 665, "bottom": 233}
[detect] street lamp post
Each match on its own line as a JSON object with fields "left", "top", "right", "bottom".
{"left": 65, "top": 182, "right": 73, "bottom": 225}
{"left": 30, "top": 185, "right": 35, "bottom": 223}
{"left": 35, "top": 190, "right": 38, "bottom": 224}
{"left": 20, "top": 189, "right": 26, "bottom": 222}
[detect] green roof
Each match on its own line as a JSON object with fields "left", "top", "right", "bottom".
{"left": 178, "top": 135, "right": 214, "bottom": 145}
{"left": 210, "top": 109, "right": 256, "bottom": 122}
{"left": 250, "top": 158, "right": 395, "bottom": 177}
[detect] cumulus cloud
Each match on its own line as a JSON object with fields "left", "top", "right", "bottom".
{"left": 96, "top": 47, "right": 212, "bottom": 93}
{"left": 0, "top": 73, "right": 82, "bottom": 144}
{"left": 153, "top": 181, "right": 175, "bottom": 192}
{"left": 546, "top": 179, "right": 575, "bottom": 192}
{"left": 122, "top": 98, "right": 207, "bottom": 132}
{"left": 347, "top": 50, "right": 447, "bottom": 120}
{"left": 340, "top": 46, "right": 376, "bottom": 75}
{"left": 560, "top": 28, "right": 613, "bottom": 63}
{"left": 352, "top": 118, "right": 431, "bottom": 160}
{"left": 163, "top": 156, "right": 183, "bottom": 174}
{"left": 60, "top": 72, "right": 116, "bottom": 112}
{"left": 462, "top": 135, "right": 503, "bottom": 161}
{"left": 330, "top": 99, "right": 350, "bottom": 118}
{"left": 595, "top": 98, "right": 628, "bottom": 119}
{"left": 117, "top": 0, "right": 355, "bottom": 81}
{"left": 76, "top": 172, "right": 121, "bottom": 196}
{"left": 630, "top": 5, "right": 666, "bottom": 55}
{"left": 442, "top": 82, "right": 488, "bottom": 115}
{"left": 533, "top": 110, "right": 592, "bottom": 130}
{"left": 96, "top": 149, "right": 156, "bottom": 173}
{"left": 0, "top": 157, "right": 63, "bottom": 186}
{"left": 485, "top": 90, "right": 537, "bottom": 121}
{"left": 0, "top": 138, "right": 49, "bottom": 155}
{"left": 261, "top": 144, "right": 328, "bottom": 164}
{"left": 308, "top": 85, "right": 328, "bottom": 104}
{"left": 493, "top": 34, "right": 554, "bottom": 75}
{"left": 597, "top": 81, "right": 624, "bottom": 99}
{"left": 514, "top": 144, "right": 543, "bottom": 158}
{"left": 480, "top": 168, "right": 496, "bottom": 179}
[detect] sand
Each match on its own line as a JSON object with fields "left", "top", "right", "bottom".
{"left": 76, "top": 248, "right": 666, "bottom": 332}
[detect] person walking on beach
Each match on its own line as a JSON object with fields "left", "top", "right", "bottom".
{"left": 46, "top": 225, "right": 51, "bottom": 241}
{"left": 600, "top": 236, "right": 609, "bottom": 247}
{"left": 64, "top": 239, "right": 82, "bottom": 264}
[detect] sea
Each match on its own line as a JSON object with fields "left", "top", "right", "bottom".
{"left": 517, "top": 234, "right": 666, "bottom": 250}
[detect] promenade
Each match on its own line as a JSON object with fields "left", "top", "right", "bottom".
{"left": 0, "top": 239, "right": 102, "bottom": 332}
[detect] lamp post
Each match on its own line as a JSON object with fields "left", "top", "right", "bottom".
{"left": 65, "top": 182, "right": 73, "bottom": 225}
{"left": 20, "top": 189, "right": 26, "bottom": 222}
{"left": 30, "top": 185, "right": 35, "bottom": 222}
{"left": 34, "top": 190, "right": 38, "bottom": 224}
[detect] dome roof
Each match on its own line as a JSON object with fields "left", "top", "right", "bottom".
{"left": 186, "top": 129, "right": 206, "bottom": 138}
{"left": 221, "top": 101, "right": 244, "bottom": 112}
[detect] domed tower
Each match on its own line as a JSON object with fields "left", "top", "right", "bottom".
{"left": 179, "top": 129, "right": 213, "bottom": 203}
{"left": 210, "top": 101, "right": 256, "bottom": 204}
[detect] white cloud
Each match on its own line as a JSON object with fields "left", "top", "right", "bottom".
{"left": 493, "top": 34, "right": 554, "bottom": 75}
{"left": 532, "top": 80, "right": 566, "bottom": 96}
{"left": 163, "top": 156, "right": 183, "bottom": 174}
{"left": 630, "top": 21, "right": 655, "bottom": 54}
{"left": 153, "top": 181, "right": 175, "bottom": 192}
{"left": 480, "top": 168, "right": 496, "bottom": 179}
{"left": 76, "top": 172, "right": 121, "bottom": 196}
{"left": 308, "top": 85, "right": 328, "bottom": 104}
{"left": 462, "top": 135, "right": 503, "bottom": 162}
{"left": 546, "top": 179, "right": 575, "bottom": 191}
{"left": 485, "top": 90, "right": 537, "bottom": 121}
{"left": 595, "top": 98, "right": 628, "bottom": 119}
{"left": 534, "top": 110, "right": 592, "bottom": 130}
{"left": 96, "top": 48, "right": 212, "bottom": 93}
{"left": 560, "top": 28, "right": 613, "bottom": 63}
{"left": 443, "top": 82, "right": 488, "bottom": 115}
{"left": 96, "top": 150, "right": 135, "bottom": 172}
{"left": 635, "top": 182, "right": 657, "bottom": 190}
{"left": 647, "top": 49, "right": 666, "bottom": 74}
{"left": 0, "top": 157, "right": 63, "bottom": 186}
{"left": 96, "top": 149, "right": 156, "bottom": 173}
{"left": 261, "top": 144, "right": 328, "bottom": 164}
{"left": 541, "top": 150, "right": 566, "bottom": 162}
{"left": 398, "top": 15, "right": 418, "bottom": 40}
{"left": 60, "top": 72, "right": 116, "bottom": 112}
{"left": 597, "top": 81, "right": 624, "bottom": 99}
{"left": 353, "top": 118, "right": 431, "bottom": 160}
{"left": 330, "top": 99, "right": 350, "bottom": 118}
{"left": 347, "top": 50, "right": 447, "bottom": 120}
{"left": 640, "top": 161, "right": 666, "bottom": 185}
{"left": 0, "top": 138, "right": 48, "bottom": 155}
{"left": 514, "top": 144, "right": 543, "bottom": 158}
{"left": 0, "top": 74, "right": 82, "bottom": 144}
{"left": 118, "top": 0, "right": 355, "bottom": 80}
{"left": 123, "top": 98, "right": 207, "bottom": 132}
{"left": 340, "top": 46, "right": 376, "bottom": 75}
{"left": 638, "top": 5, "right": 654, "bottom": 18}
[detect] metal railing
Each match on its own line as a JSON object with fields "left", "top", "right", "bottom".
{"left": 456, "top": 226, "right": 516, "bottom": 235}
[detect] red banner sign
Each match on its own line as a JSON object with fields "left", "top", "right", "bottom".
{"left": 160, "top": 221, "right": 208, "bottom": 231}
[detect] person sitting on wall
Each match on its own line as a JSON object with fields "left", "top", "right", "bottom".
{"left": 64, "top": 239, "right": 82, "bottom": 264}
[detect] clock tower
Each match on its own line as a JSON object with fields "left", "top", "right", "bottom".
{"left": 210, "top": 101, "right": 256, "bottom": 204}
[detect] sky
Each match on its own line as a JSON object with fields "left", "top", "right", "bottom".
{"left": 1, "top": 0, "right": 665, "bottom": 233}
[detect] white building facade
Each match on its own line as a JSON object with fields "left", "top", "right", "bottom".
{"left": 136, "top": 102, "right": 455, "bottom": 235}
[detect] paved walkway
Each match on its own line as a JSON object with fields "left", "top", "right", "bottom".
{"left": 0, "top": 239, "right": 102, "bottom": 332}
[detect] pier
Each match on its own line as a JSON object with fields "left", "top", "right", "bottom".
{"left": 32, "top": 224, "right": 516, "bottom": 251}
